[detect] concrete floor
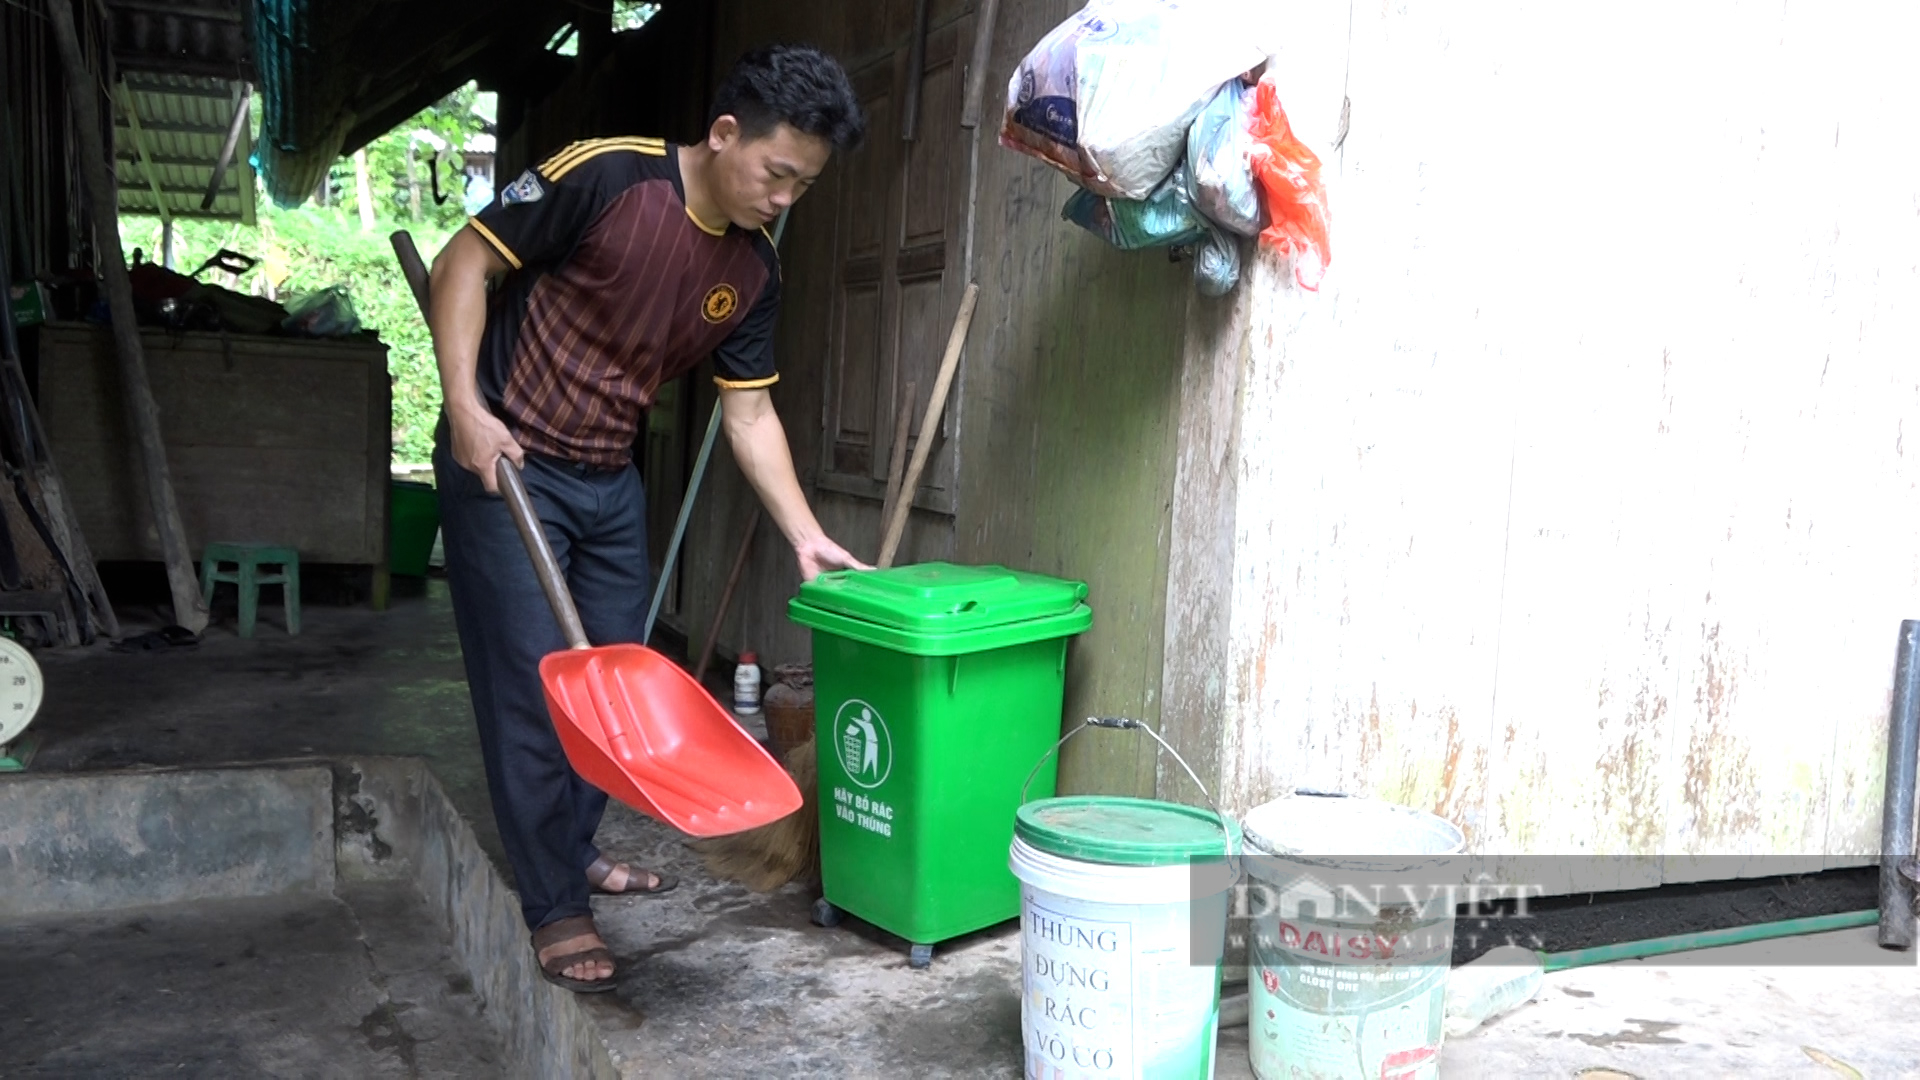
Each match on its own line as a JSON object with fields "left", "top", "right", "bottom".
{"left": 20, "top": 581, "right": 1045, "bottom": 1077}
{"left": 12, "top": 580, "right": 1919, "bottom": 1078}
{"left": 1442, "top": 924, "right": 1920, "bottom": 1077}
{"left": 0, "top": 883, "right": 501, "bottom": 1079}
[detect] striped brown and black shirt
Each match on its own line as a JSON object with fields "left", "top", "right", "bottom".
{"left": 467, "top": 137, "right": 780, "bottom": 467}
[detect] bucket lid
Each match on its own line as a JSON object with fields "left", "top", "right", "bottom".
{"left": 794, "top": 562, "right": 1088, "bottom": 634}
{"left": 1240, "top": 794, "right": 1465, "bottom": 865}
{"left": 1016, "top": 796, "right": 1241, "bottom": 867}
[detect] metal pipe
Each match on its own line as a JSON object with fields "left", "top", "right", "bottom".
{"left": 1881, "top": 619, "right": 1920, "bottom": 948}
{"left": 644, "top": 398, "right": 721, "bottom": 644}
{"left": 1539, "top": 909, "right": 1880, "bottom": 973}
{"left": 959, "top": 0, "right": 1002, "bottom": 129}
{"left": 901, "top": 0, "right": 931, "bottom": 141}
{"left": 201, "top": 81, "right": 251, "bottom": 211}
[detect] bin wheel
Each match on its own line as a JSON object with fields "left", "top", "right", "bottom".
{"left": 908, "top": 944, "right": 934, "bottom": 969}
{"left": 811, "top": 898, "right": 844, "bottom": 928}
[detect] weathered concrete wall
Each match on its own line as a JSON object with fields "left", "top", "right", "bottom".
{"left": 1196, "top": 2, "right": 1920, "bottom": 887}
{"left": 0, "top": 766, "right": 334, "bottom": 917}
{"left": 341, "top": 757, "right": 619, "bottom": 1080}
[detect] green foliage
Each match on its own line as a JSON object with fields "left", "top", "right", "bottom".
{"left": 270, "top": 211, "right": 458, "bottom": 465}
{"left": 122, "top": 87, "right": 491, "bottom": 465}
{"left": 354, "top": 83, "right": 486, "bottom": 232}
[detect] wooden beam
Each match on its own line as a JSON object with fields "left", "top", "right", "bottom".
{"left": 122, "top": 184, "right": 239, "bottom": 198}
{"left": 121, "top": 77, "right": 235, "bottom": 101}
{"left": 47, "top": 0, "right": 209, "bottom": 635}
{"left": 106, "top": 1, "right": 244, "bottom": 23}
{"left": 112, "top": 119, "right": 230, "bottom": 137}
{"left": 115, "top": 153, "right": 228, "bottom": 169}
{"left": 114, "top": 80, "right": 171, "bottom": 224}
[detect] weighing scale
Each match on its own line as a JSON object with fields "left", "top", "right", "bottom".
{"left": 0, "top": 635, "right": 45, "bottom": 771}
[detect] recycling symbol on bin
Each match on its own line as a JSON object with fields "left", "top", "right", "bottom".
{"left": 835, "top": 699, "right": 893, "bottom": 789}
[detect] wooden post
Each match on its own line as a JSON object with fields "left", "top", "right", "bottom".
{"left": 45, "top": 0, "right": 207, "bottom": 633}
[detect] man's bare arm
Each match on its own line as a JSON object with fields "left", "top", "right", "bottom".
{"left": 720, "top": 387, "right": 868, "bottom": 580}
{"left": 429, "top": 228, "right": 522, "bottom": 493}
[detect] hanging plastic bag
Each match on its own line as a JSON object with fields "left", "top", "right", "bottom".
{"left": 1185, "top": 79, "right": 1266, "bottom": 238}
{"left": 1246, "top": 77, "right": 1332, "bottom": 290}
{"left": 1062, "top": 160, "right": 1210, "bottom": 251}
{"left": 1193, "top": 226, "right": 1241, "bottom": 296}
{"left": 1002, "top": 0, "right": 1277, "bottom": 200}
{"left": 280, "top": 285, "right": 362, "bottom": 337}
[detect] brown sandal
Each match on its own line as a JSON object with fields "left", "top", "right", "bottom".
{"left": 531, "top": 914, "right": 617, "bottom": 993}
{"left": 587, "top": 856, "right": 678, "bottom": 897}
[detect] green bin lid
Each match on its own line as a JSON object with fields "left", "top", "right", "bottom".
{"left": 796, "top": 562, "right": 1087, "bottom": 634}
{"left": 1016, "top": 796, "right": 1241, "bottom": 867}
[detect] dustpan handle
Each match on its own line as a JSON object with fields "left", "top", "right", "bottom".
{"left": 497, "top": 457, "right": 590, "bottom": 650}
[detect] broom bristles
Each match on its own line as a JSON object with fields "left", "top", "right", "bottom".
{"left": 688, "top": 739, "right": 819, "bottom": 892}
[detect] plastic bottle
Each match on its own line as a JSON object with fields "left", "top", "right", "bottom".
{"left": 1443, "top": 945, "right": 1545, "bottom": 1038}
{"left": 733, "top": 651, "right": 762, "bottom": 715}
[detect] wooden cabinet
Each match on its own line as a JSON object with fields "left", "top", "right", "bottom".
{"left": 36, "top": 323, "right": 391, "bottom": 587}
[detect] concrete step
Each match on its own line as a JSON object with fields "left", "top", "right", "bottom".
{"left": 0, "top": 884, "right": 503, "bottom": 1078}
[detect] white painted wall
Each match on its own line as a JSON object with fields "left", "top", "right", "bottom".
{"left": 1205, "top": 1, "right": 1920, "bottom": 888}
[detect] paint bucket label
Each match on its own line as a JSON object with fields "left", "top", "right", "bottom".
{"left": 1248, "top": 911, "right": 1447, "bottom": 1080}
{"left": 1239, "top": 795, "right": 1464, "bottom": 1080}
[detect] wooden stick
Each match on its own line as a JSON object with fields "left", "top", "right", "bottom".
{"left": 46, "top": 0, "right": 207, "bottom": 634}
{"left": 2, "top": 360, "right": 117, "bottom": 639}
{"left": 877, "top": 283, "right": 979, "bottom": 569}
{"left": 694, "top": 506, "right": 761, "bottom": 685}
{"left": 875, "top": 380, "right": 915, "bottom": 556}
{"left": 0, "top": 215, "right": 117, "bottom": 639}
{"left": 390, "top": 231, "right": 434, "bottom": 316}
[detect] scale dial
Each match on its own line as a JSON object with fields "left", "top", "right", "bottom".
{"left": 0, "top": 636, "right": 44, "bottom": 745}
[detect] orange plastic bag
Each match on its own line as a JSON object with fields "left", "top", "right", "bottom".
{"left": 1246, "top": 78, "right": 1331, "bottom": 290}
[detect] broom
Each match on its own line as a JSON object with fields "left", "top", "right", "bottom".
{"left": 689, "top": 737, "right": 820, "bottom": 890}
{"left": 688, "top": 283, "right": 980, "bottom": 892}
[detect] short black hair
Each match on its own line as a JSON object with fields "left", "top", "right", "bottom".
{"left": 709, "top": 45, "right": 866, "bottom": 153}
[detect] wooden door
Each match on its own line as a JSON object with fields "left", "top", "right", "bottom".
{"left": 820, "top": 14, "right": 969, "bottom": 514}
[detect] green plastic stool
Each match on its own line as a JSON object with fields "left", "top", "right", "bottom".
{"left": 200, "top": 542, "right": 300, "bottom": 638}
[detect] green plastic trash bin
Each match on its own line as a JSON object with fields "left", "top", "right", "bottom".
{"left": 789, "top": 562, "right": 1093, "bottom": 964}
{"left": 389, "top": 480, "right": 440, "bottom": 578}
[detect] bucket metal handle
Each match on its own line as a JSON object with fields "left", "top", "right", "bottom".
{"left": 1021, "top": 716, "right": 1239, "bottom": 876}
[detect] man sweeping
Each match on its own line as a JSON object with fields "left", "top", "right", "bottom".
{"left": 427, "top": 45, "right": 867, "bottom": 993}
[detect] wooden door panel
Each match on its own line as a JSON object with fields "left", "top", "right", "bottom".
{"left": 901, "top": 27, "right": 961, "bottom": 248}
{"left": 832, "top": 282, "right": 884, "bottom": 477}
{"left": 821, "top": 16, "right": 970, "bottom": 506}
{"left": 827, "top": 59, "right": 900, "bottom": 483}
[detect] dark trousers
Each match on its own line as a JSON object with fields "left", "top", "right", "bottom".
{"left": 433, "top": 423, "right": 649, "bottom": 932}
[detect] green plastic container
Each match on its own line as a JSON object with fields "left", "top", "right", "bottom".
{"left": 389, "top": 479, "right": 440, "bottom": 578}
{"left": 788, "top": 562, "right": 1093, "bottom": 949}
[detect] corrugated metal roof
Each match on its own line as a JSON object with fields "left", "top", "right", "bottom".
{"left": 104, "top": 0, "right": 254, "bottom": 81}
{"left": 112, "top": 74, "right": 255, "bottom": 224}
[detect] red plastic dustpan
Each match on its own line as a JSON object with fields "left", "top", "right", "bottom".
{"left": 496, "top": 459, "right": 801, "bottom": 838}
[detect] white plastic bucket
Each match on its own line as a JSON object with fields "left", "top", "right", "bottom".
{"left": 1240, "top": 794, "right": 1466, "bottom": 1080}
{"left": 1009, "top": 809, "right": 1238, "bottom": 1080}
